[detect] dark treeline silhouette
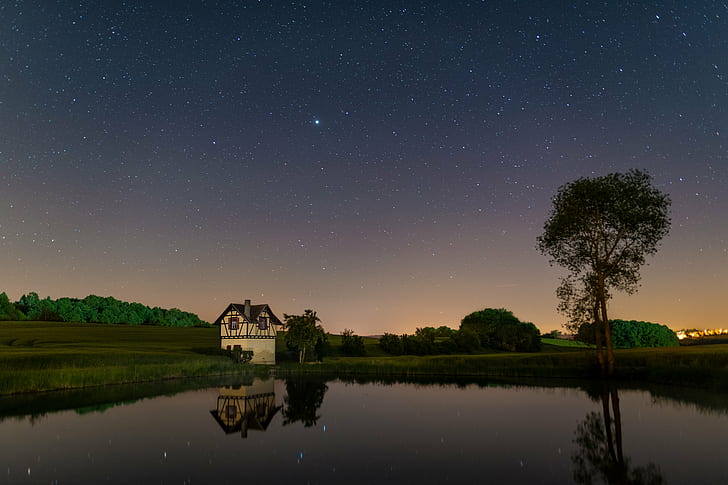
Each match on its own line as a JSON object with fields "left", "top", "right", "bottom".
{"left": 281, "top": 377, "right": 329, "bottom": 427}
{"left": 380, "top": 308, "right": 540, "bottom": 355}
{"left": 0, "top": 291, "right": 207, "bottom": 327}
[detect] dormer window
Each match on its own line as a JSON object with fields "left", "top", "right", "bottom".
{"left": 229, "top": 317, "right": 239, "bottom": 330}
{"left": 258, "top": 316, "right": 268, "bottom": 330}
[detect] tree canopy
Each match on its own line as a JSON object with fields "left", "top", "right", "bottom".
{"left": 283, "top": 309, "right": 325, "bottom": 363}
{"left": 576, "top": 319, "right": 679, "bottom": 349}
{"left": 537, "top": 169, "right": 671, "bottom": 374}
{"left": 460, "top": 308, "right": 541, "bottom": 352}
{"left": 3, "top": 291, "right": 207, "bottom": 327}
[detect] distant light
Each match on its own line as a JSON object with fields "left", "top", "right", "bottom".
{"left": 314, "top": 119, "right": 320, "bottom": 125}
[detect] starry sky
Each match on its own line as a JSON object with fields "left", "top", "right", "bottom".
{"left": 1, "top": 1, "right": 727, "bottom": 334}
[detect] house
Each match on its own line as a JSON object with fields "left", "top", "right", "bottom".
{"left": 213, "top": 299, "right": 283, "bottom": 364}
{"left": 209, "top": 379, "right": 281, "bottom": 437}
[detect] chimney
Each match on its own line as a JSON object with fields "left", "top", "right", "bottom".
{"left": 244, "top": 299, "right": 251, "bottom": 320}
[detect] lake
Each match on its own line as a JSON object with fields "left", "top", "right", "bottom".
{"left": 1, "top": 376, "right": 726, "bottom": 484}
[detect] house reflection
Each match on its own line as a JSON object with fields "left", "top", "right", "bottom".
{"left": 209, "top": 379, "right": 282, "bottom": 438}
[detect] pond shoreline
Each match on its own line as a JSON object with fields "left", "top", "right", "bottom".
{"left": 3, "top": 345, "right": 728, "bottom": 397}
{"left": 2, "top": 321, "right": 728, "bottom": 396}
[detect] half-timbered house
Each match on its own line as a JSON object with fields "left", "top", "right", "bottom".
{"left": 213, "top": 299, "right": 283, "bottom": 364}
{"left": 209, "top": 379, "right": 281, "bottom": 437}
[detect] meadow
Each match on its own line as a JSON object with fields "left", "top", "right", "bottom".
{"left": 2, "top": 321, "right": 728, "bottom": 395}
{"left": 280, "top": 334, "right": 728, "bottom": 391}
{"left": 0, "top": 321, "right": 258, "bottom": 395}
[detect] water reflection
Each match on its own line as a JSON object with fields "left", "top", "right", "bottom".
{"left": 0, "top": 377, "right": 726, "bottom": 484}
{"left": 209, "top": 379, "right": 282, "bottom": 437}
{"left": 572, "top": 385, "right": 664, "bottom": 484}
{"left": 281, "top": 378, "right": 329, "bottom": 427}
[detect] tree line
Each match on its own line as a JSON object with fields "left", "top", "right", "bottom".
{"left": 380, "top": 308, "right": 541, "bottom": 355}
{"left": 0, "top": 292, "right": 207, "bottom": 327}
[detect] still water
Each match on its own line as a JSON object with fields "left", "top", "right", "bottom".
{"left": 1, "top": 377, "right": 727, "bottom": 484}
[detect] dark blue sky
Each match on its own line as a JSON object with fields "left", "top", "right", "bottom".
{"left": 2, "top": 1, "right": 726, "bottom": 332}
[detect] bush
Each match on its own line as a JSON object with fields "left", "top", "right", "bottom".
{"left": 341, "top": 329, "right": 366, "bottom": 356}
{"left": 576, "top": 320, "right": 679, "bottom": 348}
{"left": 460, "top": 308, "right": 541, "bottom": 352}
{"left": 379, "top": 333, "right": 404, "bottom": 355}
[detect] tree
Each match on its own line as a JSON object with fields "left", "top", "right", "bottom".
{"left": 537, "top": 169, "right": 671, "bottom": 375}
{"left": 282, "top": 377, "right": 329, "bottom": 427}
{"left": 572, "top": 385, "right": 664, "bottom": 484}
{"left": 341, "top": 328, "right": 366, "bottom": 356}
{"left": 283, "top": 309, "right": 324, "bottom": 363}
{"left": 460, "top": 308, "right": 541, "bottom": 352}
{"left": 0, "top": 292, "right": 23, "bottom": 320}
{"left": 577, "top": 320, "right": 678, "bottom": 349}
{"left": 379, "top": 333, "right": 403, "bottom": 355}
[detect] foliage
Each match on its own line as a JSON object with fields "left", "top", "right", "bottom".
{"left": 576, "top": 320, "right": 679, "bottom": 349}
{"left": 281, "top": 378, "right": 329, "bottom": 427}
{"left": 452, "top": 327, "right": 481, "bottom": 353}
{"left": 572, "top": 388, "right": 664, "bottom": 484}
{"left": 225, "top": 348, "right": 254, "bottom": 364}
{"left": 283, "top": 309, "right": 325, "bottom": 363}
{"left": 537, "top": 169, "right": 671, "bottom": 374}
{"left": 379, "top": 332, "right": 404, "bottom": 355}
{"left": 378, "top": 323, "right": 508, "bottom": 356}
{"left": 341, "top": 328, "right": 366, "bottom": 356}
{"left": 459, "top": 308, "right": 541, "bottom": 352}
{"left": 0, "top": 293, "right": 24, "bottom": 321}
{"left": 314, "top": 331, "right": 331, "bottom": 359}
{"left": 545, "top": 329, "right": 562, "bottom": 339}
{"left": 7, "top": 291, "right": 207, "bottom": 327}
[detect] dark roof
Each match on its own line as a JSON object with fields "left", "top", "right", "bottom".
{"left": 212, "top": 302, "right": 283, "bottom": 326}
{"left": 209, "top": 404, "right": 282, "bottom": 435}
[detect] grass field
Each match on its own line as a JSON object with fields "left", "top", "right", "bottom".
{"left": 540, "top": 337, "right": 593, "bottom": 349}
{"left": 0, "top": 321, "right": 259, "bottom": 395}
{"left": 3, "top": 321, "right": 728, "bottom": 395}
{"left": 280, "top": 339, "right": 728, "bottom": 391}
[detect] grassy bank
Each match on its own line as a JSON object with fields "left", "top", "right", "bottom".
{"left": 0, "top": 321, "right": 261, "bottom": 395}
{"left": 3, "top": 321, "right": 728, "bottom": 395}
{"left": 278, "top": 344, "right": 728, "bottom": 391}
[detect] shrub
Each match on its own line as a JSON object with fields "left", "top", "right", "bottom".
{"left": 576, "top": 320, "right": 679, "bottom": 348}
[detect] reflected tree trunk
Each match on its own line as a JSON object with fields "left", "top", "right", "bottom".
{"left": 572, "top": 384, "right": 664, "bottom": 484}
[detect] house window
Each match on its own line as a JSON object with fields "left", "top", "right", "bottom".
{"left": 227, "top": 405, "right": 236, "bottom": 419}
{"left": 258, "top": 316, "right": 268, "bottom": 330}
{"left": 229, "top": 317, "right": 238, "bottom": 330}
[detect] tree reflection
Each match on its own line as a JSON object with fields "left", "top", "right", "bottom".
{"left": 282, "top": 378, "right": 329, "bottom": 427}
{"left": 572, "top": 385, "right": 664, "bottom": 484}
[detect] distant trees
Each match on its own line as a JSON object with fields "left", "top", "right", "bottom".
{"left": 1, "top": 291, "right": 207, "bottom": 327}
{"left": 537, "top": 169, "right": 671, "bottom": 375}
{"left": 460, "top": 308, "right": 541, "bottom": 352}
{"left": 283, "top": 309, "right": 325, "bottom": 363}
{"left": 0, "top": 292, "right": 23, "bottom": 320}
{"left": 576, "top": 320, "right": 679, "bottom": 349}
{"left": 378, "top": 309, "right": 539, "bottom": 356}
{"left": 341, "top": 328, "right": 366, "bottom": 356}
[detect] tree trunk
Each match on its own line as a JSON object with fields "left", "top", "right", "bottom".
{"left": 593, "top": 303, "right": 606, "bottom": 376}
{"left": 600, "top": 296, "right": 615, "bottom": 376}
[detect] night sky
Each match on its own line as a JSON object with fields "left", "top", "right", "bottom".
{"left": 2, "top": 1, "right": 726, "bottom": 334}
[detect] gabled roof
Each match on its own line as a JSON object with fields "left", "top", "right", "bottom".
{"left": 212, "top": 303, "right": 283, "bottom": 326}
{"left": 209, "top": 404, "right": 282, "bottom": 435}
